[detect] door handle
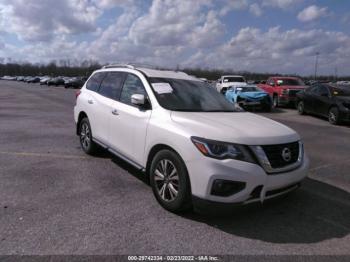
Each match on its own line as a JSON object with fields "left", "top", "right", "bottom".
{"left": 111, "top": 109, "right": 119, "bottom": 115}
{"left": 88, "top": 99, "right": 94, "bottom": 104}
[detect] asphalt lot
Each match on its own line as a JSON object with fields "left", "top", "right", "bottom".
{"left": 0, "top": 80, "right": 349, "bottom": 256}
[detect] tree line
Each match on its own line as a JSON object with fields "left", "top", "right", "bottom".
{"left": 0, "top": 62, "right": 348, "bottom": 81}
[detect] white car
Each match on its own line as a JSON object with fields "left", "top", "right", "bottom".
{"left": 74, "top": 64, "right": 309, "bottom": 213}
{"left": 216, "top": 75, "right": 247, "bottom": 94}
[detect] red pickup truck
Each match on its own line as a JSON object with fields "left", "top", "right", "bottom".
{"left": 258, "top": 77, "right": 306, "bottom": 107}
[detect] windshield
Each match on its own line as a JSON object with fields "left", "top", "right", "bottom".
{"left": 235, "top": 86, "right": 260, "bottom": 92}
{"left": 276, "top": 78, "right": 304, "bottom": 86}
{"left": 149, "top": 78, "right": 241, "bottom": 112}
{"left": 223, "top": 77, "right": 245, "bottom": 83}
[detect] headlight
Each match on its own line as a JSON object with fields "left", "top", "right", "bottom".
{"left": 191, "top": 137, "right": 256, "bottom": 163}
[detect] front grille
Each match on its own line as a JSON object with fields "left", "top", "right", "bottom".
{"left": 261, "top": 142, "right": 299, "bottom": 168}
{"left": 288, "top": 89, "right": 301, "bottom": 97}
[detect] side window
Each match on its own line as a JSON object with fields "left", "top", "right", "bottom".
{"left": 98, "top": 72, "right": 125, "bottom": 100}
{"left": 317, "top": 85, "right": 329, "bottom": 96}
{"left": 86, "top": 72, "right": 105, "bottom": 92}
{"left": 120, "top": 74, "right": 147, "bottom": 106}
{"left": 267, "top": 79, "right": 274, "bottom": 86}
{"left": 309, "top": 85, "right": 320, "bottom": 94}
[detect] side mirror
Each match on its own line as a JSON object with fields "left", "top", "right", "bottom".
{"left": 131, "top": 94, "right": 146, "bottom": 106}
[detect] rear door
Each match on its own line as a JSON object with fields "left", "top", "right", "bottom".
{"left": 82, "top": 72, "right": 107, "bottom": 142}
{"left": 108, "top": 73, "right": 152, "bottom": 164}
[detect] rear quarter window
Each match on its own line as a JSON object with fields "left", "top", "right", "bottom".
{"left": 86, "top": 72, "right": 105, "bottom": 91}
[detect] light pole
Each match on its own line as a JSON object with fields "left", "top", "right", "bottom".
{"left": 314, "top": 52, "right": 319, "bottom": 81}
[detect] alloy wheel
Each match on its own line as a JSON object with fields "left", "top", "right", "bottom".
{"left": 80, "top": 122, "right": 91, "bottom": 150}
{"left": 154, "top": 159, "right": 179, "bottom": 202}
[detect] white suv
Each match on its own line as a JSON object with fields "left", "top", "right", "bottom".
{"left": 74, "top": 64, "right": 309, "bottom": 213}
{"left": 216, "top": 75, "right": 247, "bottom": 94}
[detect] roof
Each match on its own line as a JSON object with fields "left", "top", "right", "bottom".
{"left": 271, "top": 76, "right": 301, "bottom": 79}
{"left": 101, "top": 64, "right": 201, "bottom": 81}
{"left": 138, "top": 67, "right": 200, "bottom": 81}
{"left": 222, "top": 75, "right": 244, "bottom": 78}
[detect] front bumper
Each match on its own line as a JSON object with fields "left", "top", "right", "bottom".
{"left": 278, "top": 95, "right": 297, "bottom": 106}
{"left": 186, "top": 153, "right": 309, "bottom": 204}
{"left": 339, "top": 109, "right": 350, "bottom": 122}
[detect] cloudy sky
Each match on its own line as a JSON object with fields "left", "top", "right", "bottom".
{"left": 0, "top": 0, "right": 350, "bottom": 75}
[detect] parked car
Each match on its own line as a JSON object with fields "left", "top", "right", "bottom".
{"left": 23, "top": 76, "right": 33, "bottom": 82}
{"left": 1, "top": 75, "right": 17, "bottom": 80}
{"left": 216, "top": 75, "right": 247, "bottom": 94}
{"left": 47, "top": 77, "right": 65, "bottom": 86}
{"left": 64, "top": 77, "right": 86, "bottom": 89}
{"left": 258, "top": 77, "right": 306, "bottom": 108}
{"left": 225, "top": 85, "right": 272, "bottom": 112}
{"left": 16, "top": 76, "right": 24, "bottom": 81}
{"left": 296, "top": 83, "right": 350, "bottom": 125}
{"left": 27, "top": 77, "right": 41, "bottom": 83}
{"left": 40, "top": 77, "right": 51, "bottom": 85}
{"left": 74, "top": 64, "right": 309, "bottom": 213}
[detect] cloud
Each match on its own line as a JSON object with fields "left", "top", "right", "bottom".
{"left": 0, "top": 0, "right": 101, "bottom": 41}
{"left": 297, "top": 5, "right": 329, "bottom": 22}
{"left": 1, "top": 0, "right": 350, "bottom": 75}
{"left": 249, "top": 3, "right": 263, "bottom": 17}
{"left": 262, "top": 0, "right": 303, "bottom": 9}
{"left": 184, "top": 27, "right": 350, "bottom": 75}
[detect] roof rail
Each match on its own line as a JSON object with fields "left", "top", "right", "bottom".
{"left": 102, "top": 63, "right": 135, "bottom": 69}
{"left": 102, "top": 62, "right": 162, "bottom": 70}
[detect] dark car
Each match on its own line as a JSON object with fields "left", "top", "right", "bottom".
{"left": 47, "top": 77, "right": 65, "bottom": 86}
{"left": 64, "top": 77, "right": 86, "bottom": 89}
{"left": 296, "top": 83, "right": 350, "bottom": 125}
{"left": 27, "top": 77, "right": 41, "bottom": 83}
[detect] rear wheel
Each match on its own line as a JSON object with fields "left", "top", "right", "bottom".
{"left": 79, "top": 117, "right": 98, "bottom": 155}
{"left": 150, "top": 150, "right": 192, "bottom": 213}
{"left": 297, "top": 101, "right": 306, "bottom": 115}
{"left": 328, "top": 107, "right": 340, "bottom": 125}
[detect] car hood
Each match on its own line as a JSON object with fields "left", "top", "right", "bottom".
{"left": 170, "top": 112, "right": 299, "bottom": 145}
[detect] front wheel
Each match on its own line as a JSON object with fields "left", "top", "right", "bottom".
{"left": 150, "top": 150, "right": 192, "bottom": 213}
{"left": 272, "top": 95, "right": 278, "bottom": 108}
{"left": 297, "top": 101, "right": 306, "bottom": 115}
{"left": 220, "top": 87, "right": 227, "bottom": 95}
{"left": 79, "top": 117, "right": 98, "bottom": 155}
{"left": 328, "top": 107, "right": 340, "bottom": 125}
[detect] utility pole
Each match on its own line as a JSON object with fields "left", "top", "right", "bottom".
{"left": 314, "top": 52, "right": 319, "bottom": 81}
{"left": 334, "top": 66, "right": 337, "bottom": 82}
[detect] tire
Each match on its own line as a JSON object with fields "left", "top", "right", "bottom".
{"left": 328, "top": 107, "right": 340, "bottom": 125}
{"left": 272, "top": 95, "right": 278, "bottom": 108}
{"left": 150, "top": 150, "right": 192, "bottom": 213}
{"left": 79, "top": 117, "right": 98, "bottom": 155}
{"left": 297, "top": 101, "right": 306, "bottom": 115}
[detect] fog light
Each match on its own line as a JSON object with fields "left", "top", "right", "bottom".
{"left": 211, "top": 179, "right": 246, "bottom": 197}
